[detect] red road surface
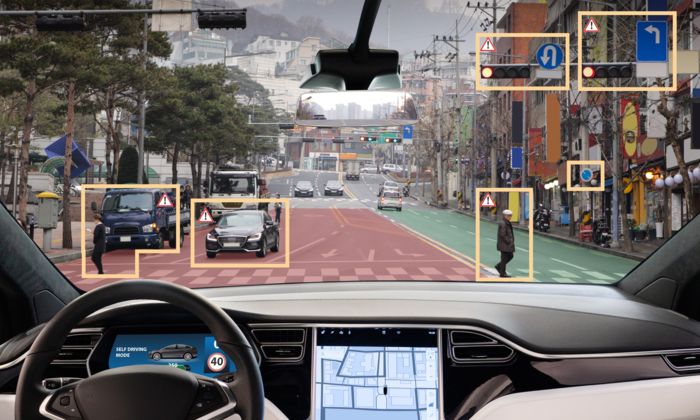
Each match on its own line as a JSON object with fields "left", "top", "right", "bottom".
{"left": 57, "top": 208, "right": 476, "bottom": 290}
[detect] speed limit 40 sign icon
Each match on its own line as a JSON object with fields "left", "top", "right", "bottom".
{"left": 207, "top": 352, "right": 227, "bottom": 372}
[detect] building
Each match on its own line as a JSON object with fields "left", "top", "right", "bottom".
{"left": 281, "top": 37, "right": 326, "bottom": 80}
{"left": 170, "top": 30, "right": 227, "bottom": 66}
{"left": 245, "top": 35, "right": 300, "bottom": 67}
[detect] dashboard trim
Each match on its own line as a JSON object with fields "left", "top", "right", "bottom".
{"left": 248, "top": 323, "right": 700, "bottom": 361}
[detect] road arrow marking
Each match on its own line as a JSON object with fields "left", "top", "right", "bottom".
{"left": 395, "top": 249, "right": 425, "bottom": 258}
{"left": 645, "top": 24, "right": 661, "bottom": 44}
{"left": 321, "top": 249, "right": 338, "bottom": 258}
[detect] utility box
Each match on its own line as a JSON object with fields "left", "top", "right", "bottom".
{"left": 36, "top": 191, "right": 60, "bottom": 229}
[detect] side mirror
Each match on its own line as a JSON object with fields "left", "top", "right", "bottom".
{"left": 90, "top": 202, "right": 97, "bottom": 212}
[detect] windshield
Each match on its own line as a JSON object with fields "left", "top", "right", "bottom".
{"left": 4, "top": 0, "right": 695, "bottom": 292}
{"left": 211, "top": 176, "right": 256, "bottom": 195}
{"left": 218, "top": 212, "right": 262, "bottom": 228}
{"left": 102, "top": 193, "right": 153, "bottom": 212}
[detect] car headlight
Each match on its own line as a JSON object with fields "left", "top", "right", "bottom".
{"left": 104, "top": 226, "right": 111, "bottom": 234}
{"left": 294, "top": 187, "right": 300, "bottom": 191}
{"left": 248, "top": 233, "right": 262, "bottom": 241}
{"left": 206, "top": 232, "right": 218, "bottom": 241}
{"left": 142, "top": 224, "right": 156, "bottom": 233}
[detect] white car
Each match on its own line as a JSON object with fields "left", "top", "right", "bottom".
{"left": 360, "top": 166, "right": 379, "bottom": 174}
{"left": 381, "top": 164, "right": 404, "bottom": 174}
{"left": 378, "top": 190, "right": 402, "bottom": 211}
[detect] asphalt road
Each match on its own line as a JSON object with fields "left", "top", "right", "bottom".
{"left": 57, "top": 169, "right": 638, "bottom": 290}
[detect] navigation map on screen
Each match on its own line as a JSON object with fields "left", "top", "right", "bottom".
{"left": 313, "top": 328, "right": 439, "bottom": 420}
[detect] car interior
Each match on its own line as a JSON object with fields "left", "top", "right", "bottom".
{"left": 3, "top": 1, "right": 700, "bottom": 420}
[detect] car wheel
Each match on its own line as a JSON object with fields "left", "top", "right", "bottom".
{"left": 183, "top": 353, "right": 193, "bottom": 361}
{"left": 271, "top": 233, "right": 280, "bottom": 252}
{"left": 378, "top": 206, "right": 383, "bottom": 210}
{"left": 206, "top": 251, "right": 217, "bottom": 259}
{"left": 152, "top": 352, "right": 161, "bottom": 360}
{"left": 256, "top": 238, "right": 267, "bottom": 258}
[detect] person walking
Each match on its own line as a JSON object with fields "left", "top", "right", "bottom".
{"left": 183, "top": 183, "right": 192, "bottom": 209}
{"left": 274, "top": 193, "right": 282, "bottom": 223}
{"left": 91, "top": 213, "right": 106, "bottom": 274}
{"left": 495, "top": 209, "right": 514, "bottom": 278}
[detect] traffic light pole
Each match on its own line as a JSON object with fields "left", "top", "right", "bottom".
{"left": 136, "top": 14, "right": 147, "bottom": 184}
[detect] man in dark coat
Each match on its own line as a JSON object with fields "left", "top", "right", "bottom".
{"left": 91, "top": 213, "right": 106, "bottom": 274}
{"left": 495, "top": 209, "right": 514, "bottom": 278}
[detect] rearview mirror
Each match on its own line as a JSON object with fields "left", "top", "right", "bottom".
{"left": 295, "top": 90, "right": 418, "bottom": 127}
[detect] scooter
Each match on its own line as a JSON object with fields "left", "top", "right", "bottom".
{"left": 534, "top": 204, "right": 551, "bottom": 232}
{"left": 593, "top": 218, "right": 612, "bottom": 248}
{"left": 402, "top": 185, "right": 410, "bottom": 197}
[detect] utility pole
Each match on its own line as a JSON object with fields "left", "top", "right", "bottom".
{"left": 433, "top": 38, "right": 442, "bottom": 202}
{"left": 136, "top": 14, "right": 148, "bottom": 184}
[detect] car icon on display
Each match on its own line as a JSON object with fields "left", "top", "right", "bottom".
{"left": 148, "top": 344, "right": 198, "bottom": 361}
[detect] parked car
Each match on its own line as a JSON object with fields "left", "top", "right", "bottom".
{"left": 294, "top": 181, "right": 314, "bottom": 197}
{"left": 378, "top": 190, "right": 403, "bottom": 211}
{"left": 148, "top": 344, "right": 198, "bottom": 361}
{"left": 360, "top": 165, "right": 379, "bottom": 174}
{"left": 381, "top": 163, "right": 404, "bottom": 174}
{"left": 205, "top": 210, "right": 279, "bottom": 258}
{"left": 324, "top": 180, "right": 344, "bottom": 196}
{"left": 91, "top": 189, "right": 190, "bottom": 251}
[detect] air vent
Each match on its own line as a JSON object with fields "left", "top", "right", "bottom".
{"left": 250, "top": 328, "right": 306, "bottom": 362}
{"left": 52, "top": 330, "right": 102, "bottom": 366}
{"left": 450, "top": 331, "right": 496, "bottom": 345}
{"left": 448, "top": 329, "right": 515, "bottom": 364}
{"left": 664, "top": 353, "right": 700, "bottom": 372}
{"left": 452, "top": 345, "right": 514, "bottom": 362}
{"left": 252, "top": 328, "right": 305, "bottom": 344}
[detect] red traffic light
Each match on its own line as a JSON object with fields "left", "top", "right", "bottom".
{"left": 481, "top": 66, "right": 494, "bottom": 79}
{"left": 582, "top": 66, "right": 596, "bottom": 79}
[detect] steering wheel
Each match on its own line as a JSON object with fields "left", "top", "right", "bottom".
{"left": 15, "top": 280, "right": 264, "bottom": 420}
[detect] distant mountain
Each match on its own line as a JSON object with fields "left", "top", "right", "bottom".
{"left": 196, "top": 0, "right": 465, "bottom": 54}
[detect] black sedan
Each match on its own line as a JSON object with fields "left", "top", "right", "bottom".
{"left": 205, "top": 210, "right": 279, "bottom": 258}
{"left": 294, "top": 180, "right": 314, "bottom": 197}
{"left": 148, "top": 344, "right": 198, "bottom": 361}
{"left": 324, "top": 180, "right": 344, "bottom": 196}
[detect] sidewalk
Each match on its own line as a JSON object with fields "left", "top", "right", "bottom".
{"left": 28, "top": 221, "right": 91, "bottom": 263}
{"left": 409, "top": 190, "right": 658, "bottom": 262}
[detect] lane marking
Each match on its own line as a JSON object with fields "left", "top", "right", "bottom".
{"left": 368, "top": 249, "right": 375, "bottom": 261}
{"left": 266, "top": 237, "right": 326, "bottom": 262}
{"left": 550, "top": 257, "right": 586, "bottom": 270}
{"left": 550, "top": 269, "right": 580, "bottom": 278}
{"left": 585, "top": 271, "right": 615, "bottom": 280}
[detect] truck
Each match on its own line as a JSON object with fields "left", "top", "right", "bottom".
{"left": 207, "top": 165, "right": 266, "bottom": 219}
{"left": 91, "top": 188, "right": 190, "bottom": 251}
{"left": 344, "top": 160, "right": 360, "bottom": 181}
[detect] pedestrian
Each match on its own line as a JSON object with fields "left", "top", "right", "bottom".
{"left": 274, "top": 193, "right": 282, "bottom": 223}
{"left": 91, "top": 213, "right": 106, "bottom": 274}
{"left": 183, "top": 183, "right": 192, "bottom": 209}
{"left": 495, "top": 209, "right": 514, "bottom": 278}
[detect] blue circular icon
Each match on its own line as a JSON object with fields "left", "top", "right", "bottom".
{"left": 536, "top": 43, "right": 563, "bottom": 70}
{"left": 580, "top": 168, "right": 593, "bottom": 182}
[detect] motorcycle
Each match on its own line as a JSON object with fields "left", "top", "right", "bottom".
{"left": 402, "top": 185, "right": 410, "bottom": 197}
{"left": 534, "top": 204, "right": 551, "bottom": 232}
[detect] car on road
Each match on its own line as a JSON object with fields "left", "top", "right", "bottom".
{"left": 378, "top": 190, "right": 402, "bottom": 211}
{"left": 344, "top": 160, "right": 360, "bottom": 180}
{"left": 378, "top": 180, "right": 400, "bottom": 196}
{"left": 205, "top": 210, "right": 279, "bottom": 258}
{"left": 148, "top": 344, "right": 198, "bottom": 361}
{"left": 381, "top": 163, "right": 403, "bottom": 174}
{"left": 294, "top": 180, "right": 314, "bottom": 197}
{"left": 360, "top": 165, "right": 379, "bottom": 174}
{"left": 323, "top": 180, "right": 344, "bottom": 196}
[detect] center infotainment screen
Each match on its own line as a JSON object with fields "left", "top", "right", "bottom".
{"left": 313, "top": 328, "right": 440, "bottom": 420}
{"left": 108, "top": 333, "right": 236, "bottom": 378}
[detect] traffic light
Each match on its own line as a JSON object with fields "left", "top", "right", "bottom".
{"left": 36, "top": 14, "right": 87, "bottom": 31}
{"left": 581, "top": 63, "right": 634, "bottom": 79}
{"left": 332, "top": 137, "right": 345, "bottom": 144}
{"left": 384, "top": 137, "right": 401, "bottom": 144}
{"left": 278, "top": 123, "right": 295, "bottom": 130}
{"left": 302, "top": 137, "right": 315, "bottom": 143}
{"left": 360, "top": 136, "right": 377, "bottom": 142}
{"left": 480, "top": 64, "right": 531, "bottom": 79}
{"left": 197, "top": 10, "right": 247, "bottom": 29}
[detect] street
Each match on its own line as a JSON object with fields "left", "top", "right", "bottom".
{"left": 57, "top": 170, "right": 638, "bottom": 290}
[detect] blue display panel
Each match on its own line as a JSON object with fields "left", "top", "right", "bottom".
{"left": 108, "top": 333, "right": 236, "bottom": 377}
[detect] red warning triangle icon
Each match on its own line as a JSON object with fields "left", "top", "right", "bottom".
{"left": 584, "top": 18, "right": 599, "bottom": 33}
{"left": 156, "top": 192, "right": 174, "bottom": 208}
{"left": 480, "top": 37, "right": 496, "bottom": 53}
{"left": 480, "top": 193, "right": 496, "bottom": 208}
{"left": 198, "top": 208, "right": 215, "bottom": 224}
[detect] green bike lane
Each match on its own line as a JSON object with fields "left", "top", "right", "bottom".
{"left": 384, "top": 206, "right": 639, "bottom": 284}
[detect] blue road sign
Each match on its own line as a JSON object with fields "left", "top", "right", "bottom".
{"left": 536, "top": 43, "right": 564, "bottom": 70}
{"left": 636, "top": 21, "right": 668, "bottom": 62}
{"left": 580, "top": 168, "right": 593, "bottom": 183}
{"left": 510, "top": 147, "right": 523, "bottom": 169}
{"left": 402, "top": 125, "right": 413, "bottom": 139}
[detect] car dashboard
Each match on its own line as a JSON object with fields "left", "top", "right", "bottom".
{"left": 3, "top": 281, "right": 700, "bottom": 420}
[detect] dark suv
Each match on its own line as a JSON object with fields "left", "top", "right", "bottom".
{"left": 148, "top": 344, "right": 198, "bottom": 361}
